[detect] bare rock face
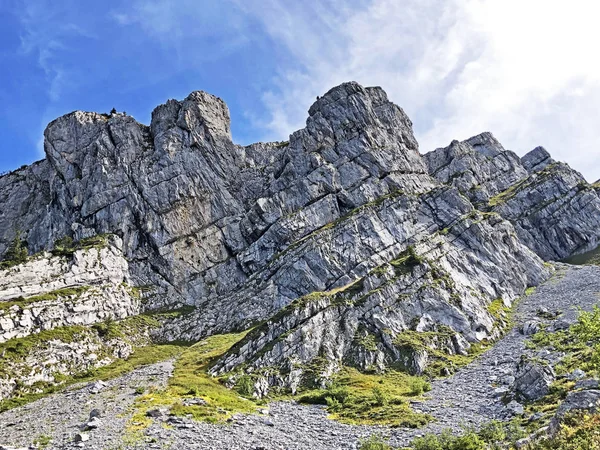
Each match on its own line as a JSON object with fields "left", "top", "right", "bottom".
{"left": 424, "top": 134, "right": 600, "bottom": 260}
{"left": 423, "top": 132, "right": 528, "bottom": 207}
{"left": 521, "top": 146, "right": 555, "bottom": 173}
{"left": 513, "top": 358, "right": 555, "bottom": 401}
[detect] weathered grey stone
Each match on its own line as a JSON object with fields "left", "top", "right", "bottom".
{"left": 549, "top": 389, "right": 600, "bottom": 435}
{"left": 0, "top": 238, "right": 138, "bottom": 343}
{"left": 513, "top": 359, "right": 555, "bottom": 401}
{"left": 522, "top": 146, "right": 555, "bottom": 173}
{"left": 506, "top": 400, "right": 525, "bottom": 415}
{"left": 424, "top": 135, "right": 600, "bottom": 261}
{"left": 521, "top": 321, "right": 540, "bottom": 336}
{"left": 575, "top": 378, "right": 600, "bottom": 390}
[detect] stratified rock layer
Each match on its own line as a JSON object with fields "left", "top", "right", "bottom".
{"left": 425, "top": 134, "right": 600, "bottom": 260}
{"left": 0, "top": 236, "right": 138, "bottom": 343}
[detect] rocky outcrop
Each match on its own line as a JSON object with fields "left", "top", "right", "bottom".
{"left": 206, "top": 192, "right": 548, "bottom": 391}
{"left": 0, "top": 317, "right": 155, "bottom": 401}
{"left": 424, "top": 132, "right": 528, "bottom": 207}
{"left": 490, "top": 162, "right": 600, "bottom": 260}
{"left": 0, "top": 236, "right": 139, "bottom": 343}
{"left": 512, "top": 358, "right": 555, "bottom": 401}
{"left": 549, "top": 389, "right": 600, "bottom": 435}
{"left": 521, "top": 146, "right": 555, "bottom": 174}
{"left": 424, "top": 134, "right": 600, "bottom": 260}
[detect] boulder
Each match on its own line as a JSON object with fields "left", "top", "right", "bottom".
{"left": 549, "top": 389, "right": 600, "bottom": 435}
{"left": 513, "top": 359, "right": 555, "bottom": 401}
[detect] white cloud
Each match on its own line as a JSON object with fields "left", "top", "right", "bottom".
{"left": 240, "top": 0, "right": 600, "bottom": 182}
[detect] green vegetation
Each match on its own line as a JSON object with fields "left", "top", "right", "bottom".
{"left": 392, "top": 327, "right": 487, "bottom": 378}
{"left": 297, "top": 367, "right": 432, "bottom": 427}
{"left": 411, "top": 419, "right": 525, "bottom": 450}
{"left": 33, "top": 434, "right": 52, "bottom": 449}
{"left": 487, "top": 298, "right": 509, "bottom": 321}
{"left": 516, "top": 306, "right": 600, "bottom": 447}
{"left": 0, "top": 313, "right": 178, "bottom": 412}
{"left": 51, "top": 234, "right": 110, "bottom": 257}
{"left": 359, "top": 434, "right": 391, "bottom": 450}
{"left": 0, "top": 341, "right": 184, "bottom": 413}
{"left": 0, "top": 231, "right": 28, "bottom": 269}
{"left": 129, "top": 331, "right": 257, "bottom": 429}
{"left": 390, "top": 245, "right": 423, "bottom": 275}
{"left": 0, "top": 286, "right": 91, "bottom": 312}
{"left": 528, "top": 306, "right": 600, "bottom": 379}
{"left": 536, "top": 412, "right": 600, "bottom": 449}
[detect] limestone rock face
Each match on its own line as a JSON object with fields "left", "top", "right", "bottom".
{"left": 423, "top": 132, "right": 528, "bottom": 207}
{"left": 0, "top": 236, "right": 139, "bottom": 343}
{"left": 207, "top": 188, "right": 548, "bottom": 388}
{"left": 522, "top": 146, "right": 555, "bottom": 174}
{"left": 491, "top": 162, "right": 600, "bottom": 260}
{"left": 513, "top": 359, "right": 555, "bottom": 401}
{"left": 424, "top": 134, "right": 600, "bottom": 260}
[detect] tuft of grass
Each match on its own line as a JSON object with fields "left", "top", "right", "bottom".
{"left": 33, "top": 434, "right": 52, "bottom": 449}
{"left": 51, "top": 234, "right": 111, "bottom": 258}
{"left": 359, "top": 434, "right": 391, "bottom": 450}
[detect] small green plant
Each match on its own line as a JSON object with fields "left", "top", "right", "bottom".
{"left": 571, "top": 305, "right": 600, "bottom": 342}
{"left": 236, "top": 374, "right": 255, "bottom": 397}
{"left": 325, "top": 395, "right": 342, "bottom": 412}
{"left": 33, "top": 434, "right": 52, "bottom": 449}
{"left": 52, "top": 236, "right": 75, "bottom": 257}
{"left": 359, "top": 434, "right": 391, "bottom": 450}
{"left": 409, "top": 378, "right": 431, "bottom": 396}
{"left": 1, "top": 231, "right": 28, "bottom": 268}
{"left": 134, "top": 386, "right": 145, "bottom": 395}
{"left": 412, "top": 428, "right": 486, "bottom": 450}
{"left": 372, "top": 387, "right": 389, "bottom": 406}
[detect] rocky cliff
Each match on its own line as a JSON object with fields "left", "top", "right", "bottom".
{"left": 1, "top": 81, "right": 598, "bottom": 401}
{"left": 424, "top": 134, "right": 600, "bottom": 260}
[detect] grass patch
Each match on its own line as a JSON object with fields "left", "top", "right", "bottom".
{"left": 0, "top": 312, "right": 177, "bottom": 412}
{"left": 51, "top": 234, "right": 111, "bottom": 258}
{"left": 411, "top": 418, "right": 526, "bottom": 449}
{"left": 297, "top": 367, "right": 432, "bottom": 428}
{"left": 129, "top": 331, "right": 257, "bottom": 429}
{"left": 359, "top": 434, "right": 391, "bottom": 450}
{"left": 0, "top": 286, "right": 91, "bottom": 311}
{"left": 523, "top": 306, "right": 600, "bottom": 427}
{"left": 0, "top": 343, "right": 184, "bottom": 413}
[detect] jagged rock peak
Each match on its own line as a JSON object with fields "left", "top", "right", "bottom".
{"left": 463, "top": 132, "right": 506, "bottom": 158}
{"left": 521, "top": 146, "right": 555, "bottom": 173}
{"left": 151, "top": 90, "right": 232, "bottom": 142}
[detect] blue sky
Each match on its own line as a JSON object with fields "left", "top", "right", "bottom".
{"left": 1, "top": 0, "right": 599, "bottom": 181}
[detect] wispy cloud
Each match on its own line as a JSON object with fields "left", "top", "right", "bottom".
{"left": 238, "top": 0, "right": 600, "bottom": 182}
{"left": 17, "top": 1, "right": 95, "bottom": 102}
{"left": 110, "top": 0, "right": 251, "bottom": 64}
